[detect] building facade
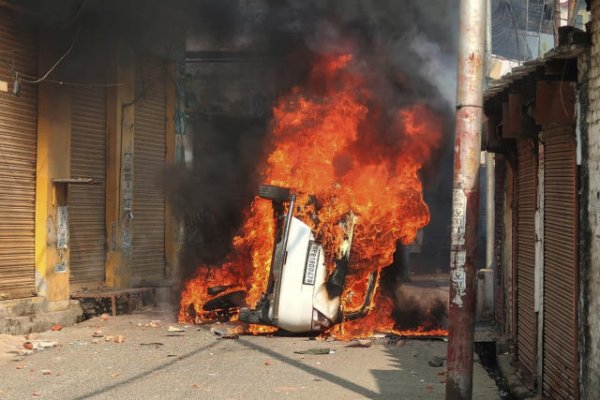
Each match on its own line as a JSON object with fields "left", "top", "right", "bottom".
{"left": 0, "top": 4, "right": 180, "bottom": 323}
{"left": 484, "top": 1, "right": 600, "bottom": 397}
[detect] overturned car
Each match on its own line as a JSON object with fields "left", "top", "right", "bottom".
{"left": 199, "top": 184, "right": 379, "bottom": 333}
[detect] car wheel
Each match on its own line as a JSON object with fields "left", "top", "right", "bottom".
{"left": 258, "top": 184, "right": 291, "bottom": 202}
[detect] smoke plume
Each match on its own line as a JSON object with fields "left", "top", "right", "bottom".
{"left": 166, "top": 0, "right": 459, "bottom": 283}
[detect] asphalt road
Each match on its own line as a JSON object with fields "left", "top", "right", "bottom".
{"left": 0, "top": 311, "right": 500, "bottom": 399}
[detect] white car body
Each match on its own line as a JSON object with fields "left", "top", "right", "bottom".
{"left": 269, "top": 217, "right": 340, "bottom": 332}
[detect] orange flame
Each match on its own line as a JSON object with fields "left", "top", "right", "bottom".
{"left": 179, "top": 53, "right": 444, "bottom": 339}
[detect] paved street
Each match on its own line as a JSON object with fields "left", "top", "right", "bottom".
{"left": 0, "top": 311, "right": 499, "bottom": 399}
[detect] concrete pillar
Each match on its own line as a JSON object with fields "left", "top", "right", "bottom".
{"left": 105, "top": 42, "right": 135, "bottom": 289}
{"left": 34, "top": 31, "right": 72, "bottom": 308}
{"left": 165, "top": 62, "right": 178, "bottom": 281}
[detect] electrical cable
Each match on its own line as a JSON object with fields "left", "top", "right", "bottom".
{"left": 21, "top": 78, "right": 123, "bottom": 88}
{"left": 63, "top": 0, "right": 89, "bottom": 28}
{"left": 19, "top": 21, "right": 82, "bottom": 84}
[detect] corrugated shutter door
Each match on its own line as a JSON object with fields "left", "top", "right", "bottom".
{"left": 69, "top": 86, "right": 107, "bottom": 284}
{"left": 542, "top": 127, "right": 578, "bottom": 399}
{"left": 515, "top": 139, "right": 537, "bottom": 387}
{"left": 0, "top": 10, "right": 38, "bottom": 299}
{"left": 133, "top": 58, "right": 166, "bottom": 284}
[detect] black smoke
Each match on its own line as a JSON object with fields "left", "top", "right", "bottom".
{"left": 165, "top": 0, "right": 459, "bottom": 283}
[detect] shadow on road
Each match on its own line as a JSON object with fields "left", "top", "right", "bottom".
{"left": 71, "top": 334, "right": 419, "bottom": 399}
{"left": 236, "top": 338, "right": 383, "bottom": 399}
{"left": 71, "top": 340, "right": 221, "bottom": 400}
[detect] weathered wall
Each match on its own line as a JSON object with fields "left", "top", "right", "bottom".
{"left": 35, "top": 30, "right": 72, "bottom": 307}
{"left": 583, "top": 0, "right": 600, "bottom": 397}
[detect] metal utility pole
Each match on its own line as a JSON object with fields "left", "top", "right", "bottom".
{"left": 485, "top": 0, "right": 495, "bottom": 270}
{"left": 446, "top": 0, "right": 486, "bottom": 398}
{"left": 554, "top": 0, "right": 562, "bottom": 45}
{"left": 568, "top": 0, "right": 577, "bottom": 25}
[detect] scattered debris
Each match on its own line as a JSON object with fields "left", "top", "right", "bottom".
{"left": 210, "top": 326, "right": 239, "bottom": 339}
{"left": 92, "top": 330, "right": 104, "bottom": 338}
{"left": 23, "top": 341, "right": 58, "bottom": 352}
{"left": 428, "top": 356, "right": 446, "bottom": 368}
{"left": 139, "top": 320, "right": 161, "bottom": 328}
{"left": 217, "top": 333, "right": 239, "bottom": 340}
{"left": 50, "top": 324, "right": 63, "bottom": 331}
{"left": 37, "top": 341, "right": 58, "bottom": 350}
{"left": 346, "top": 339, "right": 372, "bottom": 348}
{"left": 294, "top": 348, "right": 335, "bottom": 355}
{"left": 41, "top": 369, "right": 52, "bottom": 375}
{"left": 168, "top": 326, "right": 185, "bottom": 333}
{"left": 31, "top": 391, "right": 41, "bottom": 397}
{"left": 104, "top": 335, "right": 125, "bottom": 343}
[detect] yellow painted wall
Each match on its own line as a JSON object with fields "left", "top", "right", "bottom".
{"left": 34, "top": 33, "right": 72, "bottom": 303}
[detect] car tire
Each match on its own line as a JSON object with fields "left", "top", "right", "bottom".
{"left": 258, "top": 184, "right": 291, "bottom": 202}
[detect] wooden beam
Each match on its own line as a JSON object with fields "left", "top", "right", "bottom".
{"left": 535, "top": 80, "right": 576, "bottom": 127}
{"left": 502, "top": 93, "right": 538, "bottom": 138}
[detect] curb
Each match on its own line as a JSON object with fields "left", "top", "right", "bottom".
{"left": 496, "top": 353, "right": 537, "bottom": 399}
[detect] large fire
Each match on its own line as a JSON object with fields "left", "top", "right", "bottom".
{"left": 179, "top": 53, "right": 445, "bottom": 339}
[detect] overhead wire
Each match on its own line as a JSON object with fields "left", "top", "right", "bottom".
{"left": 18, "top": 20, "right": 83, "bottom": 84}
{"left": 11, "top": 0, "right": 121, "bottom": 89}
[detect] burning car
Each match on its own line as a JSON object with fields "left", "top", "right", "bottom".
{"left": 179, "top": 53, "right": 443, "bottom": 338}
{"left": 198, "top": 184, "right": 378, "bottom": 333}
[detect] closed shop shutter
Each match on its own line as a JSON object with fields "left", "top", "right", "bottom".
{"left": 0, "top": 10, "right": 38, "bottom": 299}
{"left": 69, "top": 86, "right": 106, "bottom": 284}
{"left": 542, "top": 127, "right": 578, "bottom": 399}
{"left": 132, "top": 58, "right": 166, "bottom": 284}
{"left": 515, "top": 139, "right": 537, "bottom": 387}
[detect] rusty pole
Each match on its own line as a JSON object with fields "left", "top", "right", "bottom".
{"left": 568, "top": 0, "right": 577, "bottom": 25}
{"left": 554, "top": 0, "right": 562, "bottom": 45}
{"left": 446, "top": 0, "right": 486, "bottom": 398}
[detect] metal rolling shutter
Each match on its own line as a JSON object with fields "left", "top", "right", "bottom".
{"left": 69, "top": 86, "right": 107, "bottom": 284}
{"left": 515, "top": 139, "right": 537, "bottom": 387}
{"left": 132, "top": 58, "right": 166, "bottom": 284}
{"left": 0, "top": 10, "right": 38, "bottom": 299}
{"left": 542, "top": 127, "right": 578, "bottom": 399}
